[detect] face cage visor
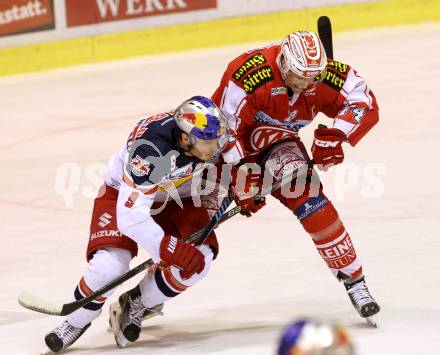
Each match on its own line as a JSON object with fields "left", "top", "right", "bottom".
{"left": 189, "top": 125, "right": 229, "bottom": 151}
{"left": 285, "top": 69, "right": 327, "bottom": 92}
{"left": 278, "top": 51, "right": 327, "bottom": 92}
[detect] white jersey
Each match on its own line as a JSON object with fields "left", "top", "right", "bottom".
{"left": 103, "top": 111, "right": 213, "bottom": 261}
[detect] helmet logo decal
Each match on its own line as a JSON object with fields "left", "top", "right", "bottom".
{"left": 278, "top": 31, "right": 327, "bottom": 81}
{"left": 175, "top": 96, "right": 228, "bottom": 143}
{"left": 181, "top": 112, "right": 208, "bottom": 129}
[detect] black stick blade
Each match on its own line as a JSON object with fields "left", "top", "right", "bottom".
{"left": 317, "top": 16, "right": 333, "bottom": 58}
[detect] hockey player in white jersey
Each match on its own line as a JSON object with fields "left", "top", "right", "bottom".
{"left": 44, "top": 96, "right": 230, "bottom": 352}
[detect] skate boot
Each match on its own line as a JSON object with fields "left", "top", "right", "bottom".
{"left": 345, "top": 276, "right": 380, "bottom": 326}
{"left": 109, "top": 285, "right": 163, "bottom": 348}
{"left": 44, "top": 320, "right": 91, "bottom": 353}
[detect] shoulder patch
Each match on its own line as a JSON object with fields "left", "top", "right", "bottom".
{"left": 233, "top": 53, "right": 267, "bottom": 81}
{"left": 130, "top": 155, "right": 151, "bottom": 177}
{"left": 271, "top": 87, "right": 287, "bottom": 96}
{"left": 242, "top": 65, "right": 274, "bottom": 94}
{"left": 322, "top": 70, "right": 346, "bottom": 91}
{"left": 327, "top": 60, "right": 349, "bottom": 74}
{"left": 322, "top": 60, "right": 350, "bottom": 91}
{"left": 129, "top": 112, "right": 173, "bottom": 140}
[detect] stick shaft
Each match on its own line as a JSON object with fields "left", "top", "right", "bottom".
{"left": 317, "top": 16, "right": 333, "bottom": 58}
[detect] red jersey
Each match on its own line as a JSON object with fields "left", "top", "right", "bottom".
{"left": 212, "top": 43, "right": 379, "bottom": 163}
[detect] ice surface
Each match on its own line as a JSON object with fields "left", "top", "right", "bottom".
{"left": 1, "top": 24, "right": 439, "bottom": 354}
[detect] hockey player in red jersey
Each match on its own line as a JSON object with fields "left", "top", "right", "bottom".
{"left": 43, "top": 96, "right": 230, "bottom": 352}
{"left": 210, "top": 31, "right": 380, "bottom": 322}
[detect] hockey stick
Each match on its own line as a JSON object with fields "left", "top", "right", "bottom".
{"left": 317, "top": 16, "right": 333, "bottom": 58}
{"left": 17, "top": 196, "right": 245, "bottom": 316}
{"left": 191, "top": 145, "right": 279, "bottom": 246}
{"left": 17, "top": 192, "right": 235, "bottom": 317}
{"left": 18, "top": 260, "right": 156, "bottom": 316}
{"left": 18, "top": 160, "right": 313, "bottom": 316}
{"left": 194, "top": 192, "right": 234, "bottom": 246}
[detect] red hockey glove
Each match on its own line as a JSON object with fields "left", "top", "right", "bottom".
{"left": 231, "top": 164, "right": 266, "bottom": 217}
{"left": 159, "top": 235, "right": 205, "bottom": 279}
{"left": 311, "top": 127, "right": 346, "bottom": 170}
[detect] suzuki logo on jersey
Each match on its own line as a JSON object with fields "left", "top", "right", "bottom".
{"left": 90, "top": 230, "right": 122, "bottom": 240}
{"left": 98, "top": 213, "right": 112, "bottom": 228}
{"left": 250, "top": 126, "right": 297, "bottom": 151}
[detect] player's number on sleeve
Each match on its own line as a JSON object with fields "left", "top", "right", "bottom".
{"left": 340, "top": 104, "right": 366, "bottom": 123}
{"left": 125, "top": 191, "right": 139, "bottom": 208}
{"left": 351, "top": 106, "right": 365, "bottom": 122}
{"left": 170, "top": 154, "right": 177, "bottom": 171}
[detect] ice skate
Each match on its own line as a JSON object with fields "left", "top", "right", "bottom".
{"left": 44, "top": 320, "right": 90, "bottom": 353}
{"left": 109, "top": 285, "right": 163, "bottom": 348}
{"left": 345, "top": 276, "right": 380, "bottom": 327}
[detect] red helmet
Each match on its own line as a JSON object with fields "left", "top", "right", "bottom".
{"left": 277, "top": 31, "right": 327, "bottom": 81}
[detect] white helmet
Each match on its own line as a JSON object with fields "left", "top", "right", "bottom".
{"left": 277, "top": 31, "right": 327, "bottom": 81}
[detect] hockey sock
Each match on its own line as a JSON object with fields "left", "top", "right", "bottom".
{"left": 140, "top": 245, "right": 214, "bottom": 308}
{"left": 294, "top": 194, "right": 363, "bottom": 281}
{"left": 139, "top": 267, "right": 188, "bottom": 308}
{"left": 67, "top": 276, "right": 106, "bottom": 328}
{"left": 67, "top": 248, "right": 131, "bottom": 327}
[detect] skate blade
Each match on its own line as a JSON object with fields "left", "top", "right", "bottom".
{"left": 40, "top": 346, "right": 53, "bottom": 354}
{"left": 109, "top": 303, "right": 124, "bottom": 338}
{"left": 109, "top": 303, "right": 121, "bottom": 333}
{"left": 143, "top": 308, "right": 164, "bottom": 321}
{"left": 107, "top": 306, "right": 163, "bottom": 333}
{"left": 115, "top": 330, "right": 129, "bottom": 348}
{"left": 109, "top": 302, "right": 130, "bottom": 348}
{"left": 366, "top": 316, "right": 378, "bottom": 328}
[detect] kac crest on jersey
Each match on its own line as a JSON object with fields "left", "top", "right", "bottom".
{"left": 250, "top": 126, "right": 297, "bottom": 151}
